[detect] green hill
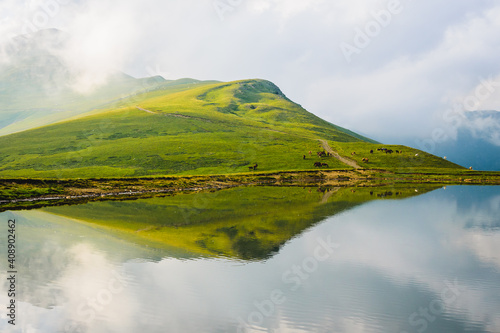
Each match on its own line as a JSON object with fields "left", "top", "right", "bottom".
{"left": 0, "top": 78, "right": 464, "bottom": 179}
{"left": 0, "top": 78, "right": 401, "bottom": 179}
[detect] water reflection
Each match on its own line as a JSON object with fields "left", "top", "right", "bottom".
{"left": 38, "top": 186, "right": 433, "bottom": 260}
{"left": 0, "top": 185, "right": 498, "bottom": 333}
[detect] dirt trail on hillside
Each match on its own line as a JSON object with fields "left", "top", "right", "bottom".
{"left": 136, "top": 107, "right": 200, "bottom": 120}
{"left": 319, "top": 139, "right": 361, "bottom": 169}
{"left": 137, "top": 107, "right": 156, "bottom": 114}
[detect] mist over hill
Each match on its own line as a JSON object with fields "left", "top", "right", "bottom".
{"left": 0, "top": 29, "right": 169, "bottom": 135}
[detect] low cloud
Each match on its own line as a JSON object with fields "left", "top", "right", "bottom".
{"left": 1, "top": 0, "right": 141, "bottom": 94}
{"left": 54, "top": 1, "right": 141, "bottom": 93}
{"left": 1, "top": 0, "right": 500, "bottom": 141}
{"left": 462, "top": 112, "right": 500, "bottom": 146}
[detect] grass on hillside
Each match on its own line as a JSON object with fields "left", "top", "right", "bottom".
{"left": 0, "top": 78, "right": 481, "bottom": 181}
{"left": 0, "top": 108, "right": 350, "bottom": 178}
{"left": 0, "top": 80, "right": 368, "bottom": 179}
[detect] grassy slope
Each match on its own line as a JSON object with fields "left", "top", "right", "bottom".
{"left": 0, "top": 78, "right": 464, "bottom": 179}
{"left": 41, "top": 185, "right": 436, "bottom": 260}
{"left": 0, "top": 79, "right": 376, "bottom": 178}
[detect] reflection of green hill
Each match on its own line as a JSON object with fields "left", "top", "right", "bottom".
{"left": 41, "top": 185, "right": 438, "bottom": 260}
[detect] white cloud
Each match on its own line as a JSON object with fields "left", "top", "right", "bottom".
{"left": 55, "top": 1, "right": 141, "bottom": 93}
{"left": 2, "top": 0, "right": 500, "bottom": 142}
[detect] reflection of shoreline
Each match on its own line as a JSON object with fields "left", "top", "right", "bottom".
{"left": 2, "top": 169, "right": 499, "bottom": 211}
{"left": 0, "top": 183, "right": 440, "bottom": 215}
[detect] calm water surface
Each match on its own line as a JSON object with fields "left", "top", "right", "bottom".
{"left": 0, "top": 185, "right": 499, "bottom": 333}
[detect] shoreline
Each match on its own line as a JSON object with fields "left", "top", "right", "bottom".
{"left": 1, "top": 169, "right": 499, "bottom": 211}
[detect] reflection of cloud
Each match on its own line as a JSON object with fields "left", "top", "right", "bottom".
{"left": 111, "top": 187, "right": 500, "bottom": 332}
{"left": 5, "top": 243, "right": 136, "bottom": 333}
{"left": 454, "top": 232, "right": 500, "bottom": 267}
{"left": 55, "top": 243, "right": 136, "bottom": 333}
{"left": 1, "top": 186, "right": 499, "bottom": 332}
{"left": 0, "top": 210, "right": 156, "bottom": 333}
{"left": 307, "top": 187, "right": 500, "bottom": 332}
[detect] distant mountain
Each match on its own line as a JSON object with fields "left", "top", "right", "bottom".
{"left": 0, "top": 29, "right": 182, "bottom": 135}
{"left": 432, "top": 110, "right": 500, "bottom": 171}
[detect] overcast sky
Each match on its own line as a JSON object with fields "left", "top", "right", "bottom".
{"left": 1, "top": 0, "right": 500, "bottom": 144}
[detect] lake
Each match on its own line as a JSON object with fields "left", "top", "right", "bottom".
{"left": 1, "top": 185, "right": 499, "bottom": 333}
